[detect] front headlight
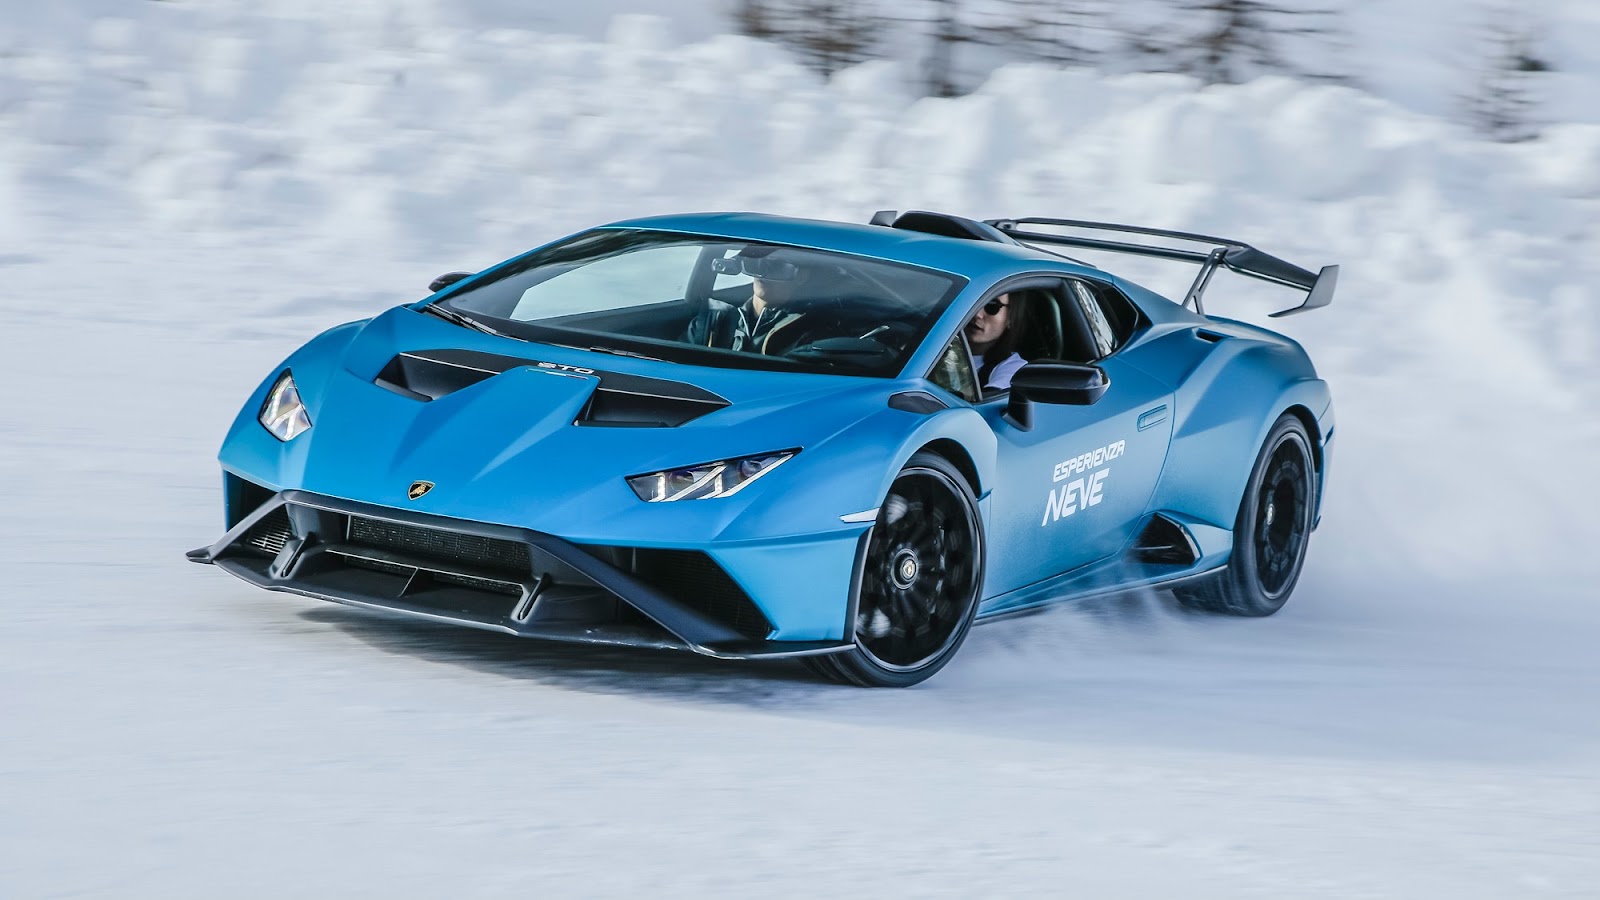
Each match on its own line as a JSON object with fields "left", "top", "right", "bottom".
{"left": 628, "top": 450, "right": 796, "bottom": 502}
{"left": 259, "top": 370, "right": 311, "bottom": 441}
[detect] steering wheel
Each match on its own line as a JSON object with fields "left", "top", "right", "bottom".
{"left": 781, "top": 335, "right": 902, "bottom": 371}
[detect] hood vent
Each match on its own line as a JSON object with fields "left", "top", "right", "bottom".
{"left": 375, "top": 349, "right": 729, "bottom": 427}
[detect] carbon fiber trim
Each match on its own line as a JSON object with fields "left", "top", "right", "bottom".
{"left": 189, "top": 490, "right": 841, "bottom": 660}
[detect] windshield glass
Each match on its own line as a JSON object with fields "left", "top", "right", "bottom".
{"left": 434, "top": 229, "right": 966, "bottom": 377}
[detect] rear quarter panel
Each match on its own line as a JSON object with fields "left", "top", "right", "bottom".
{"left": 1127, "top": 317, "right": 1331, "bottom": 536}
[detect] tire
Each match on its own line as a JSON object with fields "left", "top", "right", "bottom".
{"left": 809, "top": 452, "right": 985, "bottom": 687}
{"left": 1177, "top": 413, "right": 1317, "bottom": 616}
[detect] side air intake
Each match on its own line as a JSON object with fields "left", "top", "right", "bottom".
{"left": 1130, "top": 514, "right": 1200, "bottom": 566}
{"left": 582, "top": 545, "right": 773, "bottom": 641}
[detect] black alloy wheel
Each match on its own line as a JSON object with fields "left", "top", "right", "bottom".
{"left": 809, "top": 452, "right": 984, "bottom": 687}
{"left": 1255, "top": 436, "right": 1312, "bottom": 598}
{"left": 1177, "top": 414, "right": 1316, "bottom": 617}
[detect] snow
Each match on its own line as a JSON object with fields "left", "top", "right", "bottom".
{"left": 3, "top": 2, "right": 1599, "bottom": 897}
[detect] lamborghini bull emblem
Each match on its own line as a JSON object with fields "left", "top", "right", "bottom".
{"left": 407, "top": 480, "right": 434, "bottom": 501}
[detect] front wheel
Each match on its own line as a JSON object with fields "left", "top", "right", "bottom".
{"left": 809, "top": 452, "right": 984, "bottom": 687}
{"left": 1177, "top": 413, "right": 1317, "bottom": 616}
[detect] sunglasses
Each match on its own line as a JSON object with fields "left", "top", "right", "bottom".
{"left": 980, "top": 298, "right": 1009, "bottom": 316}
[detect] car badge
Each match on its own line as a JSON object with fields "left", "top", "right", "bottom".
{"left": 407, "top": 480, "right": 434, "bottom": 501}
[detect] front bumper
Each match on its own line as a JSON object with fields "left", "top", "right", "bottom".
{"left": 189, "top": 490, "right": 856, "bottom": 660}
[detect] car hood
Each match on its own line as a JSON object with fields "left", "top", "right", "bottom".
{"left": 276, "top": 307, "right": 907, "bottom": 541}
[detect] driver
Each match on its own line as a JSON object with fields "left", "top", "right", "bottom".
{"left": 683, "top": 247, "right": 819, "bottom": 355}
{"left": 966, "top": 292, "right": 1026, "bottom": 390}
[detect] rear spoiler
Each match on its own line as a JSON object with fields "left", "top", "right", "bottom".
{"left": 985, "top": 216, "right": 1338, "bottom": 317}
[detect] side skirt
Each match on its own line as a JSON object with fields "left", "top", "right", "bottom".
{"left": 974, "top": 562, "right": 1226, "bottom": 625}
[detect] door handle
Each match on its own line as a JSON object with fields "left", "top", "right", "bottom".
{"left": 1137, "top": 405, "right": 1168, "bottom": 431}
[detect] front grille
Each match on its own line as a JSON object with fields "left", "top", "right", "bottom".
{"left": 332, "top": 552, "right": 412, "bottom": 577}
{"left": 347, "top": 517, "right": 531, "bottom": 575}
{"left": 242, "top": 507, "right": 293, "bottom": 557}
{"left": 631, "top": 549, "right": 772, "bottom": 640}
{"left": 435, "top": 571, "right": 524, "bottom": 596}
{"left": 217, "top": 495, "right": 776, "bottom": 646}
{"left": 331, "top": 549, "right": 525, "bottom": 597}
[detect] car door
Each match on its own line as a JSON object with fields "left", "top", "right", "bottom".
{"left": 977, "top": 277, "right": 1175, "bottom": 598}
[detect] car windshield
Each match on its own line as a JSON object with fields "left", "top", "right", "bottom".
{"left": 433, "top": 228, "right": 966, "bottom": 377}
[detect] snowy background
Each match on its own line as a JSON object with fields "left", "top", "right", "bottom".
{"left": 2, "top": 1, "right": 1598, "bottom": 896}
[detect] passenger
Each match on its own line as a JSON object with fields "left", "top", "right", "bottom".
{"left": 683, "top": 248, "right": 815, "bottom": 354}
{"left": 966, "top": 292, "right": 1026, "bottom": 390}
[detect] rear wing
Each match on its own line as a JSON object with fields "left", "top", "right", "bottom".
{"left": 985, "top": 216, "right": 1338, "bottom": 317}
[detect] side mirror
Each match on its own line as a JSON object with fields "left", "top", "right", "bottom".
{"left": 1004, "top": 361, "right": 1109, "bottom": 431}
{"left": 429, "top": 271, "right": 473, "bottom": 293}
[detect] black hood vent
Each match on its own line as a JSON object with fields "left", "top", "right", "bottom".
{"left": 375, "top": 349, "right": 729, "bottom": 427}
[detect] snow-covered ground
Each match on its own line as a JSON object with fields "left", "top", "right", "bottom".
{"left": 3, "top": 3, "right": 1599, "bottom": 897}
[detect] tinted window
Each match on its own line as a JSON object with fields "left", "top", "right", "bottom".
{"left": 1070, "top": 280, "right": 1118, "bottom": 358}
{"left": 1073, "top": 279, "right": 1141, "bottom": 355}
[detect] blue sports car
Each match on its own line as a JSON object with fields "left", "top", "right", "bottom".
{"left": 189, "top": 210, "right": 1337, "bottom": 687}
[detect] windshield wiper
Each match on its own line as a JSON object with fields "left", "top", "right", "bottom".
{"left": 583, "top": 345, "right": 662, "bottom": 362}
{"left": 515, "top": 338, "right": 662, "bottom": 362}
{"left": 422, "top": 304, "right": 508, "bottom": 338}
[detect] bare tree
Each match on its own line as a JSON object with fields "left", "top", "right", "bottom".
{"left": 728, "top": 0, "right": 1347, "bottom": 96}
{"left": 1128, "top": 0, "right": 1348, "bottom": 85}
{"left": 726, "top": 0, "right": 888, "bottom": 78}
{"left": 1463, "top": 9, "right": 1551, "bottom": 142}
{"left": 923, "top": 0, "right": 966, "bottom": 97}
{"left": 730, "top": 0, "right": 783, "bottom": 40}
{"left": 971, "top": 0, "right": 1106, "bottom": 68}
{"left": 918, "top": 0, "right": 1106, "bottom": 98}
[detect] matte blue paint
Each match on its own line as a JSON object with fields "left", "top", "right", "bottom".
{"left": 209, "top": 212, "right": 1334, "bottom": 645}
{"left": 977, "top": 355, "right": 1174, "bottom": 599}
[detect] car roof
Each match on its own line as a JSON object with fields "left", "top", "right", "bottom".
{"left": 603, "top": 211, "right": 1103, "bottom": 282}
